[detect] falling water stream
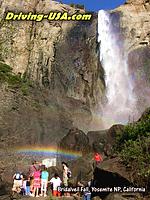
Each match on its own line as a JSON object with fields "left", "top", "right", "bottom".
{"left": 98, "top": 10, "right": 137, "bottom": 128}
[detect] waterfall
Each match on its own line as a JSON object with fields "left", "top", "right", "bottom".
{"left": 98, "top": 10, "right": 137, "bottom": 128}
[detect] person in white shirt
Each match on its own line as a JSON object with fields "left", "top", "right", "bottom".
{"left": 49, "top": 173, "right": 62, "bottom": 197}
{"left": 62, "top": 162, "right": 68, "bottom": 186}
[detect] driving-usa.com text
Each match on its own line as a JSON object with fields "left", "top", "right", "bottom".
{"left": 5, "top": 11, "right": 92, "bottom": 22}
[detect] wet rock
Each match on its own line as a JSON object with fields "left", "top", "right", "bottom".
{"left": 138, "top": 107, "right": 150, "bottom": 121}
{"left": 59, "top": 128, "right": 92, "bottom": 157}
{"left": 128, "top": 47, "right": 150, "bottom": 115}
{"left": 69, "top": 154, "right": 94, "bottom": 185}
{"left": 87, "top": 130, "right": 107, "bottom": 153}
{"left": 104, "top": 125, "right": 124, "bottom": 157}
{"left": 87, "top": 125, "right": 124, "bottom": 157}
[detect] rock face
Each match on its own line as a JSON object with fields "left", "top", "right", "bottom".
{"left": 0, "top": 1, "right": 105, "bottom": 153}
{"left": 126, "top": 0, "right": 150, "bottom": 4}
{"left": 114, "top": 0, "right": 150, "bottom": 115}
{"left": 0, "top": 0, "right": 104, "bottom": 109}
{"left": 0, "top": 0, "right": 104, "bottom": 192}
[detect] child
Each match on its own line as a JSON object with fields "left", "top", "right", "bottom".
{"left": 22, "top": 176, "right": 26, "bottom": 195}
{"left": 33, "top": 169, "right": 41, "bottom": 197}
{"left": 40, "top": 167, "right": 49, "bottom": 197}
{"left": 49, "top": 173, "right": 62, "bottom": 197}
{"left": 26, "top": 177, "right": 30, "bottom": 196}
{"left": 12, "top": 172, "right": 23, "bottom": 195}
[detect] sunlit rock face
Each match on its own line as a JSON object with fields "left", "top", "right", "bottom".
{"left": 0, "top": 0, "right": 105, "bottom": 143}
{"left": 0, "top": 0, "right": 104, "bottom": 109}
{"left": 115, "top": 0, "right": 150, "bottom": 119}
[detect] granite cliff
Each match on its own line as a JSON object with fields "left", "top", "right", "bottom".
{"left": 0, "top": 0, "right": 105, "bottom": 149}
{"left": 0, "top": 1, "right": 105, "bottom": 192}
{"left": 115, "top": 0, "right": 150, "bottom": 114}
{"left": 0, "top": 0, "right": 150, "bottom": 199}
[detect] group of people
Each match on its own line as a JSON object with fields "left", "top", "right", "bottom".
{"left": 12, "top": 161, "right": 70, "bottom": 198}
{"left": 12, "top": 152, "right": 103, "bottom": 198}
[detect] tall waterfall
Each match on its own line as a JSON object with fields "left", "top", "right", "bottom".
{"left": 98, "top": 10, "right": 137, "bottom": 128}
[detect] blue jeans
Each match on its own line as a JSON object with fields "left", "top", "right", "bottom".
{"left": 83, "top": 193, "right": 91, "bottom": 200}
{"left": 26, "top": 186, "right": 30, "bottom": 195}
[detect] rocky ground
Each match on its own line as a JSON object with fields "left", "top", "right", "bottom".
{"left": 1, "top": 118, "right": 150, "bottom": 200}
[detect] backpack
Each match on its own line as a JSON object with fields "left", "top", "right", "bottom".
{"left": 67, "top": 168, "right": 72, "bottom": 178}
{"left": 15, "top": 172, "right": 22, "bottom": 180}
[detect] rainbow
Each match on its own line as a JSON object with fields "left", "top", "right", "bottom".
{"left": 15, "top": 146, "right": 82, "bottom": 159}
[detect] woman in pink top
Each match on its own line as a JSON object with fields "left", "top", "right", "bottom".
{"left": 33, "top": 170, "right": 41, "bottom": 197}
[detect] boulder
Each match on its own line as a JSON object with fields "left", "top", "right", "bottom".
{"left": 59, "top": 128, "right": 92, "bottom": 158}
{"left": 99, "top": 157, "right": 131, "bottom": 182}
{"left": 87, "top": 125, "right": 124, "bottom": 157}
{"left": 69, "top": 154, "right": 94, "bottom": 185}
{"left": 93, "top": 166, "right": 132, "bottom": 199}
{"left": 87, "top": 130, "right": 107, "bottom": 153}
{"left": 104, "top": 125, "right": 124, "bottom": 157}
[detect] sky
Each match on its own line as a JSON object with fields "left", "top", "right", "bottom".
{"left": 59, "top": 0, "right": 126, "bottom": 11}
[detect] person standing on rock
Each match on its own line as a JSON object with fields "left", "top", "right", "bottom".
{"left": 62, "top": 162, "right": 69, "bottom": 187}
{"left": 62, "top": 162, "right": 70, "bottom": 196}
{"left": 94, "top": 152, "right": 103, "bottom": 168}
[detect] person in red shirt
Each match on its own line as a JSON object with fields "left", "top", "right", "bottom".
{"left": 94, "top": 152, "right": 103, "bottom": 166}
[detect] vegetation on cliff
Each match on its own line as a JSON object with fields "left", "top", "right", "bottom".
{"left": 69, "top": 3, "right": 85, "bottom": 10}
{"left": 0, "top": 62, "right": 32, "bottom": 95}
{"left": 115, "top": 109, "right": 150, "bottom": 189}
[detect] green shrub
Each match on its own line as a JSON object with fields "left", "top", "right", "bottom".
{"left": 69, "top": 3, "right": 75, "bottom": 8}
{"left": 76, "top": 4, "right": 85, "bottom": 9}
{"left": 115, "top": 116, "right": 150, "bottom": 150}
{"left": 0, "top": 62, "right": 12, "bottom": 82}
{"left": 69, "top": 3, "right": 85, "bottom": 9}
{"left": 119, "top": 137, "right": 150, "bottom": 187}
{"left": 0, "top": 62, "right": 31, "bottom": 95}
{"left": 114, "top": 112, "right": 150, "bottom": 188}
